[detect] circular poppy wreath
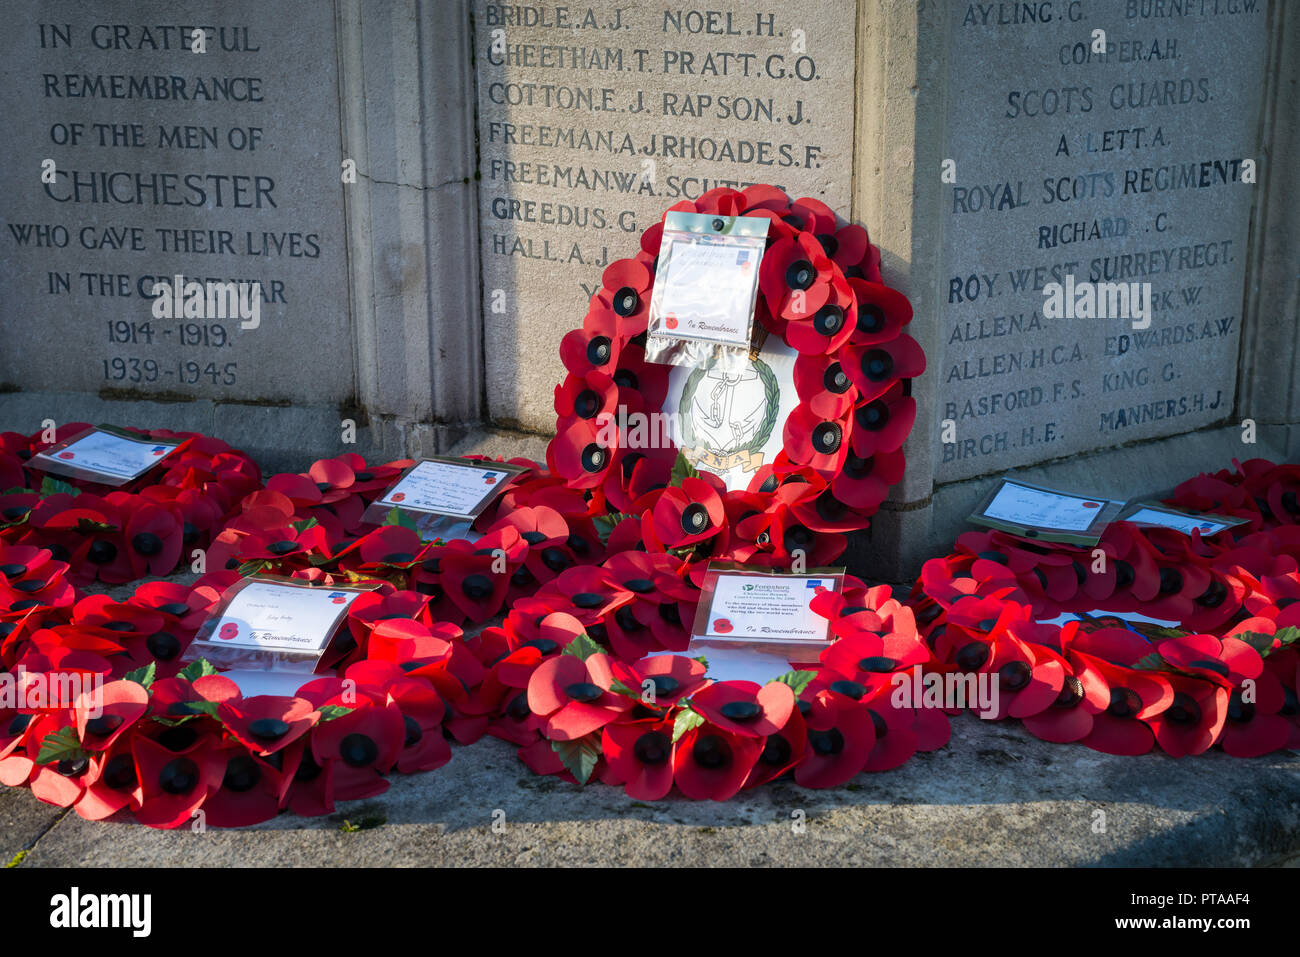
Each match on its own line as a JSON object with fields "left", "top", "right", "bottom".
{"left": 904, "top": 458, "right": 1300, "bottom": 758}
{"left": 0, "top": 423, "right": 261, "bottom": 588}
{"left": 548, "top": 185, "right": 924, "bottom": 571}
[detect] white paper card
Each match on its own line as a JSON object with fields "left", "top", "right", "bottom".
{"left": 377, "top": 460, "right": 513, "bottom": 518}
{"left": 208, "top": 582, "right": 359, "bottom": 653}
{"left": 1124, "top": 506, "right": 1236, "bottom": 537}
{"left": 655, "top": 240, "right": 759, "bottom": 346}
{"left": 222, "top": 670, "right": 314, "bottom": 698}
{"left": 31, "top": 429, "right": 177, "bottom": 480}
{"left": 701, "top": 573, "right": 831, "bottom": 643}
{"left": 983, "top": 482, "right": 1107, "bottom": 532}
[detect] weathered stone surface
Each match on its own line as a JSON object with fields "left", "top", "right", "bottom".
{"left": 934, "top": 0, "right": 1269, "bottom": 482}
{"left": 0, "top": 0, "right": 352, "bottom": 406}
{"left": 473, "top": 0, "right": 858, "bottom": 431}
{"left": 12, "top": 717, "right": 1298, "bottom": 867}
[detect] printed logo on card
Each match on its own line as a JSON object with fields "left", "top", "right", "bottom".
{"left": 1082, "top": 502, "right": 1100, "bottom": 509}
{"left": 391, "top": 492, "right": 406, "bottom": 502}
{"left": 483, "top": 473, "right": 498, "bottom": 485}
{"left": 218, "top": 622, "right": 239, "bottom": 641}
{"left": 58, "top": 451, "right": 75, "bottom": 459}
{"left": 805, "top": 579, "right": 822, "bottom": 588}
{"left": 328, "top": 591, "right": 347, "bottom": 605}
{"left": 712, "top": 618, "right": 733, "bottom": 634}
{"left": 665, "top": 314, "right": 679, "bottom": 330}
{"left": 151, "top": 446, "right": 167, "bottom": 455}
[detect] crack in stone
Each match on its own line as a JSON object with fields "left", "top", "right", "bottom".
{"left": 8, "top": 806, "right": 70, "bottom": 867}
{"left": 356, "top": 171, "right": 467, "bottom": 193}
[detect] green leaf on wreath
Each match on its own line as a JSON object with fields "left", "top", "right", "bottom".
{"left": 75, "top": 517, "right": 118, "bottom": 534}
{"left": 670, "top": 451, "right": 700, "bottom": 487}
{"left": 1235, "top": 631, "right": 1275, "bottom": 656}
{"left": 692, "top": 655, "right": 709, "bottom": 670}
{"left": 0, "top": 487, "right": 29, "bottom": 496}
{"left": 671, "top": 704, "right": 705, "bottom": 743}
{"left": 551, "top": 733, "right": 601, "bottom": 785}
{"left": 35, "top": 726, "right": 87, "bottom": 766}
{"left": 290, "top": 517, "right": 319, "bottom": 534}
{"left": 1132, "top": 652, "right": 1171, "bottom": 672}
{"left": 123, "top": 662, "right": 157, "bottom": 689}
{"left": 39, "top": 476, "right": 80, "bottom": 499}
{"left": 591, "top": 511, "right": 631, "bottom": 545}
{"left": 769, "top": 669, "right": 817, "bottom": 696}
{"left": 238, "top": 559, "right": 272, "bottom": 577}
{"left": 561, "top": 632, "right": 605, "bottom": 661}
{"left": 383, "top": 507, "right": 418, "bottom": 531}
{"left": 177, "top": 659, "right": 219, "bottom": 682}
{"left": 1270, "top": 626, "right": 1300, "bottom": 652}
{"left": 317, "top": 705, "right": 354, "bottom": 722}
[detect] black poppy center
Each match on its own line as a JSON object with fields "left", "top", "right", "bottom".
{"left": 809, "top": 727, "right": 845, "bottom": 756}
{"left": 340, "top": 733, "right": 379, "bottom": 767}
{"left": 692, "top": 733, "right": 731, "bottom": 769}
{"left": 1227, "top": 691, "right": 1256, "bottom": 724}
{"left": 858, "top": 304, "right": 886, "bottom": 335}
{"left": 223, "top": 756, "right": 261, "bottom": 793}
{"left": 649, "top": 674, "right": 680, "bottom": 698}
{"left": 1054, "top": 675, "right": 1085, "bottom": 709}
{"left": 87, "top": 540, "right": 117, "bottom": 564}
{"left": 998, "top": 660, "right": 1032, "bottom": 692}
{"left": 580, "top": 443, "right": 607, "bottom": 473}
{"left": 266, "top": 540, "right": 299, "bottom": 556}
{"left": 573, "top": 388, "right": 601, "bottom": 419}
{"left": 680, "top": 503, "right": 710, "bottom": 535}
{"left": 1187, "top": 658, "right": 1230, "bottom": 678}
{"left": 1107, "top": 687, "right": 1142, "bottom": 718}
{"left": 812, "top": 422, "right": 843, "bottom": 455}
{"left": 612, "top": 287, "right": 640, "bottom": 316}
{"left": 573, "top": 592, "right": 605, "bottom": 609}
{"left": 103, "top": 753, "right": 137, "bottom": 791}
{"left": 461, "top": 574, "right": 494, "bottom": 600}
{"left": 146, "top": 631, "right": 180, "bottom": 661}
{"left": 159, "top": 757, "right": 200, "bottom": 795}
{"left": 862, "top": 349, "right": 894, "bottom": 382}
{"left": 564, "top": 682, "right": 603, "bottom": 703}
{"left": 955, "top": 641, "right": 990, "bottom": 672}
{"left": 249, "top": 717, "right": 290, "bottom": 741}
{"left": 85, "top": 714, "right": 124, "bottom": 737}
{"left": 760, "top": 734, "right": 792, "bottom": 767}
{"left": 1165, "top": 692, "right": 1202, "bottom": 726}
{"left": 812, "top": 304, "right": 844, "bottom": 336}
{"left": 131, "top": 532, "right": 163, "bottom": 556}
{"left": 719, "top": 699, "right": 762, "bottom": 722}
{"left": 823, "top": 363, "right": 851, "bottom": 394}
{"left": 633, "top": 730, "right": 671, "bottom": 766}
{"left": 785, "top": 259, "right": 815, "bottom": 291}
{"left": 587, "top": 336, "right": 612, "bottom": 365}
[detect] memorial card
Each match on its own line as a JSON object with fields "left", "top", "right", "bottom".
{"left": 688, "top": 562, "right": 844, "bottom": 673}
{"left": 367, "top": 456, "right": 527, "bottom": 525}
{"left": 1119, "top": 503, "right": 1248, "bottom": 538}
{"left": 27, "top": 426, "right": 185, "bottom": 486}
{"left": 970, "top": 478, "right": 1124, "bottom": 545}
{"left": 187, "top": 576, "right": 379, "bottom": 673}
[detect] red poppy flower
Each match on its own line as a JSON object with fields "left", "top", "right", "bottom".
{"left": 526, "top": 651, "right": 631, "bottom": 740}
{"left": 602, "top": 716, "right": 676, "bottom": 800}
{"left": 691, "top": 679, "right": 795, "bottom": 738}
{"left": 793, "top": 690, "right": 876, "bottom": 788}
{"left": 310, "top": 700, "right": 404, "bottom": 801}
{"left": 218, "top": 695, "right": 320, "bottom": 756}
{"left": 843, "top": 333, "right": 925, "bottom": 405}
{"left": 672, "top": 722, "right": 761, "bottom": 800}
{"left": 649, "top": 477, "right": 725, "bottom": 549}
{"left": 1150, "top": 674, "right": 1227, "bottom": 757}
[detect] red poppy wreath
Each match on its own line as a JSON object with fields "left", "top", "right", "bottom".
{"left": 906, "top": 459, "right": 1300, "bottom": 758}
{"left": 0, "top": 423, "right": 261, "bottom": 587}
{"left": 548, "top": 186, "right": 924, "bottom": 572}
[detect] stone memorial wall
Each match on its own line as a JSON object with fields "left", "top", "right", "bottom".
{"left": 473, "top": 0, "right": 856, "bottom": 430}
{"left": 0, "top": 0, "right": 1295, "bottom": 569}
{"left": 937, "top": 0, "right": 1268, "bottom": 482}
{"left": 0, "top": 0, "right": 351, "bottom": 407}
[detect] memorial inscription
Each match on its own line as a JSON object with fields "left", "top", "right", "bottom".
{"left": 938, "top": 0, "right": 1267, "bottom": 483}
{"left": 0, "top": 0, "right": 351, "bottom": 406}
{"left": 473, "top": 1, "right": 856, "bottom": 430}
